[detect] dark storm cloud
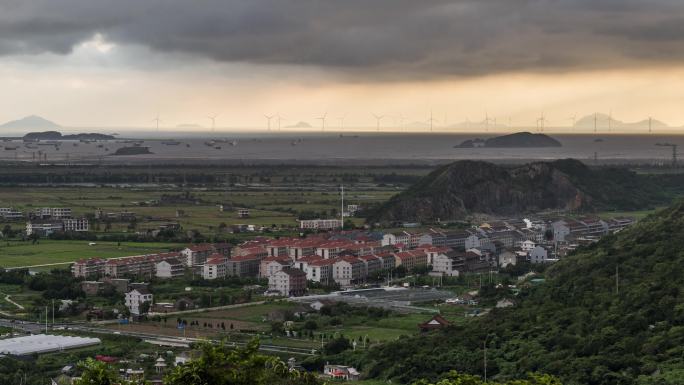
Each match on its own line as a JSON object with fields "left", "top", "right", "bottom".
{"left": 1, "top": 0, "right": 684, "bottom": 77}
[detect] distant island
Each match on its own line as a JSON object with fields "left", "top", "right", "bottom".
{"left": 0, "top": 115, "right": 60, "bottom": 130}
{"left": 456, "top": 132, "right": 562, "bottom": 148}
{"left": 285, "top": 121, "right": 313, "bottom": 129}
{"left": 23, "top": 131, "right": 115, "bottom": 141}
{"left": 112, "top": 146, "right": 152, "bottom": 156}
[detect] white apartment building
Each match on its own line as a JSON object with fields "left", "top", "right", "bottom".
{"left": 63, "top": 218, "right": 89, "bottom": 232}
{"left": 35, "top": 207, "right": 72, "bottom": 219}
{"left": 202, "top": 257, "right": 227, "bottom": 280}
{"left": 125, "top": 287, "right": 153, "bottom": 315}
{"left": 299, "top": 219, "right": 342, "bottom": 230}
{"left": 155, "top": 259, "right": 185, "bottom": 279}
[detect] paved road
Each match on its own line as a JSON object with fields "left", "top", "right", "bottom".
{"left": 0, "top": 318, "right": 316, "bottom": 356}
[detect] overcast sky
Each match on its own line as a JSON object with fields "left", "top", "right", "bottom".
{"left": 2, "top": 0, "right": 684, "bottom": 130}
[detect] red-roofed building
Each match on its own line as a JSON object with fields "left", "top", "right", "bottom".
{"left": 72, "top": 258, "right": 106, "bottom": 278}
{"left": 202, "top": 255, "right": 227, "bottom": 279}
{"left": 394, "top": 250, "right": 428, "bottom": 271}
{"left": 226, "top": 253, "right": 262, "bottom": 277}
{"left": 333, "top": 256, "right": 366, "bottom": 287}
{"left": 268, "top": 268, "right": 307, "bottom": 297}
{"left": 306, "top": 258, "right": 335, "bottom": 284}
{"left": 181, "top": 244, "right": 215, "bottom": 266}
{"left": 358, "top": 254, "right": 382, "bottom": 276}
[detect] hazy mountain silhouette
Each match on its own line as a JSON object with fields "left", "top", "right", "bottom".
{"left": 0, "top": 115, "right": 60, "bottom": 130}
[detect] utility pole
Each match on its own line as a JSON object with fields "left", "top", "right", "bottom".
{"left": 484, "top": 334, "right": 490, "bottom": 382}
{"left": 615, "top": 264, "right": 619, "bottom": 295}
{"left": 52, "top": 299, "right": 54, "bottom": 325}
{"left": 45, "top": 306, "right": 48, "bottom": 333}
{"left": 340, "top": 185, "right": 344, "bottom": 230}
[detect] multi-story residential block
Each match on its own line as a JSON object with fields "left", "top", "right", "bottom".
{"left": 226, "top": 253, "right": 262, "bottom": 277}
{"left": 299, "top": 219, "right": 343, "bottom": 230}
{"left": 306, "top": 259, "right": 334, "bottom": 284}
{"left": 35, "top": 207, "right": 72, "bottom": 219}
{"left": 268, "top": 268, "right": 307, "bottom": 297}
{"left": 63, "top": 218, "right": 89, "bottom": 232}
{"left": 26, "top": 220, "right": 64, "bottom": 236}
{"left": 333, "top": 256, "right": 366, "bottom": 287}
{"left": 202, "top": 256, "right": 227, "bottom": 279}
{"left": 0, "top": 207, "right": 23, "bottom": 220}
{"left": 181, "top": 244, "right": 215, "bottom": 266}
{"left": 125, "top": 286, "right": 153, "bottom": 315}
{"left": 72, "top": 258, "right": 106, "bottom": 278}
{"left": 393, "top": 250, "right": 428, "bottom": 271}
{"left": 155, "top": 258, "right": 185, "bottom": 279}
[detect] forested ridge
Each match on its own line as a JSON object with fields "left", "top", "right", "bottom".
{"left": 361, "top": 200, "right": 684, "bottom": 384}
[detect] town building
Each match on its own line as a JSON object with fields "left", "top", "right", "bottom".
{"left": 202, "top": 256, "right": 227, "bottom": 279}
{"left": 299, "top": 219, "right": 343, "bottom": 230}
{"left": 125, "top": 287, "right": 153, "bottom": 315}
{"left": 333, "top": 256, "right": 366, "bottom": 287}
{"left": 155, "top": 258, "right": 185, "bottom": 279}
{"left": 268, "top": 268, "right": 307, "bottom": 297}
{"left": 226, "top": 253, "right": 262, "bottom": 277}
{"left": 72, "top": 258, "right": 106, "bottom": 278}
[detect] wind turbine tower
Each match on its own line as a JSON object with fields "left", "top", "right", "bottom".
{"left": 648, "top": 117, "right": 653, "bottom": 133}
{"left": 317, "top": 113, "right": 328, "bottom": 131}
{"left": 207, "top": 114, "right": 218, "bottom": 132}
{"left": 264, "top": 114, "right": 274, "bottom": 131}
{"left": 277, "top": 114, "right": 285, "bottom": 131}
{"left": 372, "top": 113, "right": 384, "bottom": 132}
{"left": 608, "top": 112, "right": 612, "bottom": 132}
{"left": 427, "top": 111, "right": 438, "bottom": 132}
{"left": 593, "top": 113, "right": 598, "bottom": 133}
{"left": 152, "top": 114, "right": 162, "bottom": 131}
{"left": 537, "top": 113, "right": 548, "bottom": 132}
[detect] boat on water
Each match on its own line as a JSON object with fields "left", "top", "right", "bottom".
{"left": 162, "top": 140, "right": 181, "bottom": 145}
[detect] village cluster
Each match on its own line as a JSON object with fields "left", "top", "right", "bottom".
{"left": 71, "top": 215, "right": 634, "bottom": 316}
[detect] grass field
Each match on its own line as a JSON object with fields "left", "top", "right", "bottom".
{"left": 0, "top": 185, "right": 399, "bottom": 236}
{"left": 0, "top": 240, "right": 181, "bottom": 268}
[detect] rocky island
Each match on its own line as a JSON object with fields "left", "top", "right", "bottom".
{"left": 456, "top": 131, "right": 562, "bottom": 148}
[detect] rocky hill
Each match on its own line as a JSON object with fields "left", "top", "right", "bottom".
{"left": 456, "top": 132, "right": 561, "bottom": 148}
{"left": 367, "top": 159, "right": 676, "bottom": 223}
{"left": 361, "top": 200, "right": 684, "bottom": 384}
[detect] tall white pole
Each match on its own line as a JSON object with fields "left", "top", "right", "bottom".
{"left": 340, "top": 185, "right": 344, "bottom": 230}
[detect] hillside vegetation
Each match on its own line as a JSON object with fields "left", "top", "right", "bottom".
{"left": 361, "top": 200, "right": 684, "bottom": 384}
{"left": 368, "top": 159, "right": 684, "bottom": 223}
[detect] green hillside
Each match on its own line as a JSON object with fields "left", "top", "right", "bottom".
{"left": 360, "top": 200, "right": 684, "bottom": 384}
{"left": 368, "top": 159, "right": 684, "bottom": 223}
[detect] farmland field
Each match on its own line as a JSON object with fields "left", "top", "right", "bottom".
{"left": 0, "top": 240, "right": 181, "bottom": 268}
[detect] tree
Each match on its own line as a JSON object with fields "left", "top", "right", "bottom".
{"left": 73, "top": 358, "right": 141, "bottom": 385}
{"left": 411, "top": 371, "right": 562, "bottom": 385}
{"left": 165, "top": 339, "right": 322, "bottom": 385}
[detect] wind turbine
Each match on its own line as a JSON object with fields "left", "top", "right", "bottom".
{"left": 568, "top": 114, "right": 577, "bottom": 130}
{"left": 276, "top": 114, "right": 286, "bottom": 131}
{"left": 264, "top": 114, "right": 274, "bottom": 131}
{"left": 481, "top": 112, "right": 493, "bottom": 132}
{"left": 337, "top": 115, "right": 346, "bottom": 130}
{"left": 536, "top": 113, "right": 549, "bottom": 132}
{"left": 398, "top": 114, "right": 407, "bottom": 131}
{"left": 207, "top": 114, "right": 218, "bottom": 132}
{"left": 593, "top": 113, "right": 598, "bottom": 133}
{"left": 648, "top": 116, "right": 653, "bottom": 133}
{"left": 427, "top": 111, "right": 438, "bottom": 132}
{"left": 152, "top": 114, "right": 162, "bottom": 132}
{"left": 607, "top": 111, "right": 613, "bottom": 132}
{"left": 317, "top": 113, "right": 328, "bottom": 131}
{"left": 372, "top": 113, "right": 384, "bottom": 132}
